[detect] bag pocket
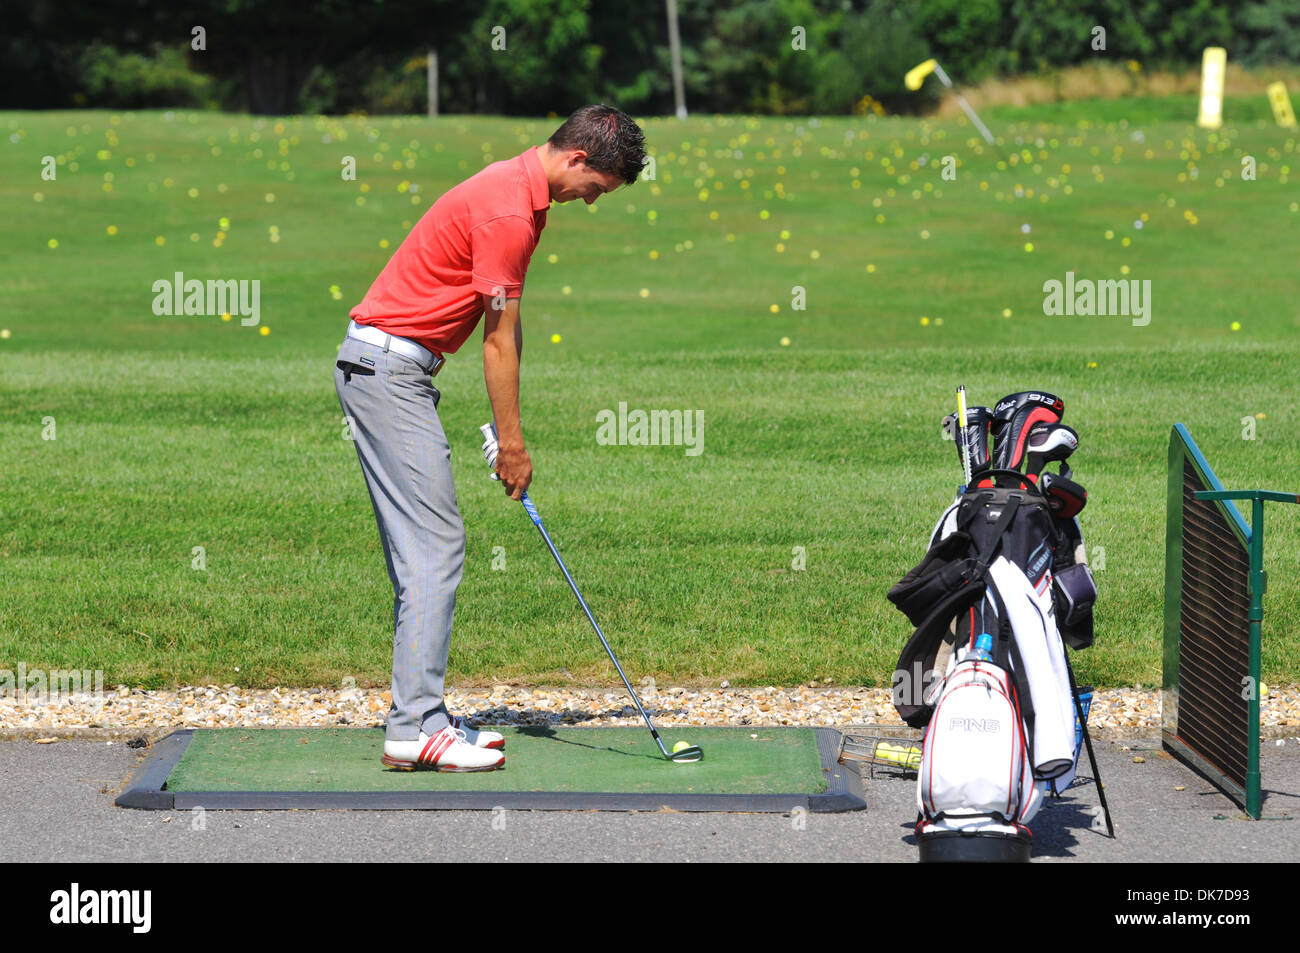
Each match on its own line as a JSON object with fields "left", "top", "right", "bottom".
{"left": 888, "top": 531, "right": 978, "bottom": 626}
{"left": 1053, "top": 563, "right": 1096, "bottom": 627}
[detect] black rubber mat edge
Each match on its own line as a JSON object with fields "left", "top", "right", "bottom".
{"left": 114, "top": 729, "right": 194, "bottom": 809}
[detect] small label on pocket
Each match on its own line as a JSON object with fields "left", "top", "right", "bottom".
{"left": 359, "top": 356, "right": 376, "bottom": 367}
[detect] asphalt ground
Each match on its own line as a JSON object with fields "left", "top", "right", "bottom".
{"left": 2, "top": 733, "right": 1296, "bottom": 864}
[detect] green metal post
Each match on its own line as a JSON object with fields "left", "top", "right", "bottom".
{"left": 1247, "top": 496, "right": 1264, "bottom": 818}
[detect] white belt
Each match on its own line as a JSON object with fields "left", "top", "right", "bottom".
{"left": 347, "top": 320, "right": 444, "bottom": 375}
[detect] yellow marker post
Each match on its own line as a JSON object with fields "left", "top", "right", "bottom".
{"left": 1197, "top": 47, "right": 1226, "bottom": 129}
{"left": 1267, "top": 81, "right": 1297, "bottom": 129}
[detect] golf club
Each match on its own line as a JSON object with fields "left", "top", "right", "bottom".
{"left": 991, "top": 391, "right": 1065, "bottom": 471}
{"left": 478, "top": 423, "right": 703, "bottom": 764}
{"left": 944, "top": 403, "right": 993, "bottom": 475}
{"left": 1039, "top": 471, "right": 1088, "bottom": 519}
{"left": 1025, "top": 423, "right": 1079, "bottom": 483}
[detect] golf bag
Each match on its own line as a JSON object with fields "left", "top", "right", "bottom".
{"left": 915, "top": 646, "right": 1041, "bottom": 859}
{"left": 889, "top": 474, "right": 1097, "bottom": 859}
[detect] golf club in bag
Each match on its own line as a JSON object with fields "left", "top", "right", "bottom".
{"left": 888, "top": 389, "right": 1110, "bottom": 861}
{"left": 478, "top": 423, "right": 703, "bottom": 764}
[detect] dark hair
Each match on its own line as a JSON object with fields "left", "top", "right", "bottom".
{"left": 547, "top": 104, "right": 646, "bottom": 186}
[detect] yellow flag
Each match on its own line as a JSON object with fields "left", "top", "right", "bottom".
{"left": 905, "top": 59, "right": 938, "bottom": 91}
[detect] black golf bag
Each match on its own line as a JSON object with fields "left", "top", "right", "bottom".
{"left": 888, "top": 469, "right": 1098, "bottom": 862}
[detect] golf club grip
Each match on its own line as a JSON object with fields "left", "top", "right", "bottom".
{"left": 956, "top": 386, "right": 972, "bottom": 485}
{"left": 520, "top": 491, "right": 543, "bottom": 527}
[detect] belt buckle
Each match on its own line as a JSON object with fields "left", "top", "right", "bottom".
{"left": 429, "top": 354, "right": 444, "bottom": 377}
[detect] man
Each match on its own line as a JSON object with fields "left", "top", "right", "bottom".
{"left": 334, "top": 105, "right": 646, "bottom": 771}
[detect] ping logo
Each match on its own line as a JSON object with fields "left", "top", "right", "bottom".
{"left": 949, "top": 717, "right": 1001, "bottom": 733}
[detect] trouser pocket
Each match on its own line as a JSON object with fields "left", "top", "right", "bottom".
{"left": 336, "top": 359, "right": 377, "bottom": 382}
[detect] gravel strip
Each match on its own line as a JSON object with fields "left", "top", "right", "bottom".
{"left": 3, "top": 681, "right": 1299, "bottom": 743}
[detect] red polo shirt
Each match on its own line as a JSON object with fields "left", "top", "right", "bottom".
{"left": 350, "top": 146, "right": 550, "bottom": 355}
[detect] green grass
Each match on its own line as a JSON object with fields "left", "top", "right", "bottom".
{"left": 2, "top": 104, "right": 1298, "bottom": 691}
{"left": 164, "top": 727, "right": 826, "bottom": 793}
{"left": 985, "top": 92, "right": 1287, "bottom": 125}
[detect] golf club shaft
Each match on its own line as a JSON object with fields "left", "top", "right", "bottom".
{"left": 932, "top": 62, "right": 996, "bottom": 146}
{"left": 519, "top": 492, "right": 670, "bottom": 757}
{"left": 1026, "top": 452, "right": 1046, "bottom": 483}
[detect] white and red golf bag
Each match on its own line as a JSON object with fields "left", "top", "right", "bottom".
{"left": 915, "top": 648, "right": 1042, "bottom": 862}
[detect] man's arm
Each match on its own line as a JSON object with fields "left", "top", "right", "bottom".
{"left": 482, "top": 292, "right": 532, "bottom": 499}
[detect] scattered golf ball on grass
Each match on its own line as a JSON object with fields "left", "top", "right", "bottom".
{"left": 672, "top": 741, "right": 692, "bottom": 754}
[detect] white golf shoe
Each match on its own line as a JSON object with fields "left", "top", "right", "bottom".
{"left": 381, "top": 725, "right": 505, "bottom": 772}
{"left": 450, "top": 714, "right": 505, "bottom": 750}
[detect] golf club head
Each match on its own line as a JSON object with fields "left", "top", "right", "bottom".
{"left": 964, "top": 405, "right": 993, "bottom": 472}
{"left": 943, "top": 405, "right": 993, "bottom": 473}
{"left": 669, "top": 744, "right": 704, "bottom": 763}
{"left": 1025, "top": 423, "right": 1078, "bottom": 482}
{"left": 1039, "top": 471, "right": 1088, "bottom": 518}
{"left": 991, "top": 391, "right": 1064, "bottom": 470}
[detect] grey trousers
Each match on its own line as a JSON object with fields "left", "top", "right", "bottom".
{"left": 334, "top": 332, "right": 465, "bottom": 741}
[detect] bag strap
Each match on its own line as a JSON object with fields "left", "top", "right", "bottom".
{"left": 954, "top": 492, "right": 990, "bottom": 534}
{"left": 952, "top": 495, "right": 1023, "bottom": 659}
{"left": 984, "top": 581, "right": 1036, "bottom": 766}
{"left": 973, "top": 494, "right": 1022, "bottom": 574}
{"left": 892, "top": 582, "right": 987, "bottom": 728}
{"left": 893, "top": 495, "right": 1021, "bottom": 728}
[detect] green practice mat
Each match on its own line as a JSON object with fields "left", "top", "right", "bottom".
{"left": 172, "top": 727, "right": 822, "bottom": 792}
{"left": 118, "top": 726, "right": 865, "bottom": 812}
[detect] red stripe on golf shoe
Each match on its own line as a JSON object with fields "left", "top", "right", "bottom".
{"left": 428, "top": 730, "right": 457, "bottom": 764}
{"left": 418, "top": 735, "right": 440, "bottom": 764}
